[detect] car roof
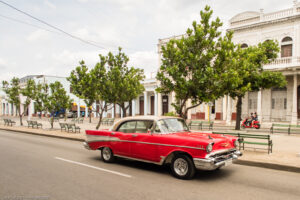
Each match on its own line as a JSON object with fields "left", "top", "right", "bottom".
{"left": 110, "top": 116, "right": 183, "bottom": 131}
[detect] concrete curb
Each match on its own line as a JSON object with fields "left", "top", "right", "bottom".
{"left": 0, "top": 127, "right": 84, "bottom": 142}
{"left": 234, "top": 159, "right": 300, "bottom": 173}
{"left": 1, "top": 127, "right": 300, "bottom": 173}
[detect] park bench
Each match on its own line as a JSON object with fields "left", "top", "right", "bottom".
{"left": 239, "top": 134, "right": 272, "bottom": 154}
{"left": 101, "top": 118, "right": 109, "bottom": 125}
{"left": 4, "top": 119, "right": 16, "bottom": 126}
{"left": 201, "top": 121, "right": 214, "bottom": 130}
{"left": 107, "top": 118, "right": 114, "bottom": 125}
{"left": 27, "top": 120, "right": 42, "bottom": 129}
{"left": 71, "top": 117, "right": 84, "bottom": 124}
{"left": 289, "top": 125, "right": 300, "bottom": 134}
{"left": 66, "top": 123, "right": 80, "bottom": 133}
{"left": 213, "top": 132, "right": 272, "bottom": 154}
{"left": 3, "top": 119, "right": 9, "bottom": 125}
{"left": 270, "top": 123, "right": 290, "bottom": 134}
{"left": 188, "top": 121, "right": 202, "bottom": 130}
{"left": 59, "top": 123, "right": 67, "bottom": 132}
{"left": 78, "top": 118, "right": 84, "bottom": 124}
{"left": 53, "top": 117, "right": 60, "bottom": 122}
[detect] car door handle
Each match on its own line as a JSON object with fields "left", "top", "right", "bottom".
{"left": 132, "top": 134, "right": 138, "bottom": 137}
{"left": 111, "top": 132, "right": 116, "bottom": 135}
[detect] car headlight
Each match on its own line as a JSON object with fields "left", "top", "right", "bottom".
{"left": 206, "top": 143, "right": 213, "bottom": 153}
{"left": 234, "top": 140, "right": 239, "bottom": 148}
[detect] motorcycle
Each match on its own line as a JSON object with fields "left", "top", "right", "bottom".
{"left": 241, "top": 118, "right": 260, "bottom": 129}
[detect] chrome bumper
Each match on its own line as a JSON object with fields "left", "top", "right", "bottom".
{"left": 83, "top": 142, "right": 91, "bottom": 150}
{"left": 193, "top": 150, "right": 242, "bottom": 170}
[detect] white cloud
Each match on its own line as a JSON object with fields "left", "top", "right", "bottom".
{"left": 26, "top": 29, "right": 51, "bottom": 42}
{"left": 44, "top": 0, "right": 56, "bottom": 9}
{"left": 129, "top": 51, "right": 158, "bottom": 78}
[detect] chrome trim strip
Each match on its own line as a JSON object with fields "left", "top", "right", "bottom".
{"left": 86, "top": 135, "right": 205, "bottom": 150}
{"left": 114, "top": 154, "right": 165, "bottom": 165}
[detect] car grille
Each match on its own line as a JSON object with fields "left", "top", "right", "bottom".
{"left": 210, "top": 149, "right": 236, "bottom": 163}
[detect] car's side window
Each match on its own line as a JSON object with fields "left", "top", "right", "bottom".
{"left": 135, "top": 120, "right": 153, "bottom": 133}
{"left": 117, "top": 121, "right": 136, "bottom": 133}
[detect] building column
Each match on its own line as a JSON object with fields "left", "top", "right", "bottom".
{"left": 132, "top": 99, "right": 136, "bottom": 116}
{"left": 187, "top": 99, "right": 192, "bottom": 119}
{"left": 85, "top": 106, "right": 88, "bottom": 118}
{"left": 226, "top": 96, "right": 232, "bottom": 125}
{"left": 257, "top": 90, "right": 262, "bottom": 122}
{"left": 291, "top": 74, "right": 298, "bottom": 124}
{"left": 27, "top": 102, "right": 33, "bottom": 120}
{"left": 154, "top": 92, "right": 158, "bottom": 116}
{"left": 222, "top": 96, "right": 227, "bottom": 120}
{"left": 144, "top": 91, "right": 147, "bottom": 116}
{"left": 111, "top": 105, "right": 115, "bottom": 118}
{"left": 170, "top": 92, "right": 176, "bottom": 112}
{"left": 157, "top": 93, "right": 162, "bottom": 116}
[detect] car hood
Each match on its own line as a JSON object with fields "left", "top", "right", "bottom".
{"left": 173, "top": 132, "right": 235, "bottom": 150}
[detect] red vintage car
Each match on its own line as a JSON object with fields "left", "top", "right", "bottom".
{"left": 84, "top": 116, "right": 242, "bottom": 179}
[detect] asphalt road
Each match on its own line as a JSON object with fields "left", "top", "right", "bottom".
{"left": 0, "top": 130, "right": 300, "bottom": 200}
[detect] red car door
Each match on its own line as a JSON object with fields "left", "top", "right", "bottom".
{"left": 110, "top": 120, "right": 137, "bottom": 157}
{"left": 130, "top": 120, "right": 160, "bottom": 162}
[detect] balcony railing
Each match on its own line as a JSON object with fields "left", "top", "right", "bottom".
{"left": 264, "top": 57, "right": 300, "bottom": 70}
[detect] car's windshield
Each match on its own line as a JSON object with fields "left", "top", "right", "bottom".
{"left": 155, "top": 118, "right": 189, "bottom": 134}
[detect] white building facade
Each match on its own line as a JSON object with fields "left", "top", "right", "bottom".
{"left": 155, "top": 1, "right": 300, "bottom": 124}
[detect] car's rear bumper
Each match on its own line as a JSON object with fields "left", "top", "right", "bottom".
{"left": 193, "top": 149, "right": 242, "bottom": 170}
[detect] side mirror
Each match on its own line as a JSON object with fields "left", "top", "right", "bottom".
{"left": 147, "top": 129, "right": 152, "bottom": 135}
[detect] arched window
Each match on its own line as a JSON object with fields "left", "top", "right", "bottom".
{"left": 281, "top": 37, "right": 293, "bottom": 57}
{"left": 241, "top": 43, "right": 248, "bottom": 48}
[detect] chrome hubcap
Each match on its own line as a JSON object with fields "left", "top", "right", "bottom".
{"left": 102, "top": 147, "right": 111, "bottom": 160}
{"left": 174, "top": 158, "right": 188, "bottom": 176}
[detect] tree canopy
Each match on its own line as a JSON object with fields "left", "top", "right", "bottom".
{"left": 2, "top": 78, "right": 37, "bottom": 125}
{"left": 156, "top": 6, "right": 236, "bottom": 119}
{"left": 43, "top": 81, "right": 72, "bottom": 128}
{"left": 105, "top": 48, "right": 145, "bottom": 117}
{"left": 227, "top": 40, "right": 287, "bottom": 129}
{"left": 68, "top": 47, "right": 145, "bottom": 129}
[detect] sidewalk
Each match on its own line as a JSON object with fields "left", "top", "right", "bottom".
{"left": 1, "top": 116, "right": 300, "bottom": 172}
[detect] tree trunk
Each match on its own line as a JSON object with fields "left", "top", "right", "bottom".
{"left": 89, "top": 110, "right": 92, "bottom": 123}
{"left": 50, "top": 116, "right": 54, "bottom": 129}
{"left": 96, "top": 110, "right": 104, "bottom": 130}
{"left": 19, "top": 106, "right": 23, "bottom": 126}
{"left": 19, "top": 114, "right": 23, "bottom": 126}
{"left": 121, "top": 104, "right": 127, "bottom": 118}
{"left": 235, "top": 96, "right": 242, "bottom": 130}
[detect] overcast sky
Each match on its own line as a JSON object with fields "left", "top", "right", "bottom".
{"left": 0, "top": 0, "right": 294, "bottom": 81}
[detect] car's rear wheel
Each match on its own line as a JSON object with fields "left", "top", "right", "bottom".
{"left": 255, "top": 124, "right": 261, "bottom": 129}
{"left": 171, "top": 154, "right": 196, "bottom": 179}
{"left": 101, "top": 147, "right": 115, "bottom": 163}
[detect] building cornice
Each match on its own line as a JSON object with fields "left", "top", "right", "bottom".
{"left": 228, "top": 14, "right": 300, "bottom": 32}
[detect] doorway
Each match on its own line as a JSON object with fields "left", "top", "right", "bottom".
{"left": 139, "top": 96, "right": 144, "bottom": 115}
{"left": 162, "top": 95, "right": 169, "bottom": 115}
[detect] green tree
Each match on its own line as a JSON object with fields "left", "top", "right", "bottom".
{"left": 34, "top": 83, "right": 48, "bottom": 118}
{"left": 68, "top": 61, "right": 98, "bottom": 123}
{"left": 105, "top": 47, "right": 145, "bottom": 117}
{"left": 91, "top": 55, "right": 113, "bottom": 130}
{"left": 43, "top": 81, "right": 72, "bottom": 128}
{"left": 156, "top": 6, "right": 236, "bottom": 119}
{"left": 227, "top": 40, "right": 287, "bottom": 130}
{"left": 2, "top": 78, "right": 37, "bottom": 125}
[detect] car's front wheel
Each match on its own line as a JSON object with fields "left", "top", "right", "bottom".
{"left": 101, "top": 147, "right": 115, "bottom": 163}
{"left": 171, "top": 154, "right": 196, "bottom": 179}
